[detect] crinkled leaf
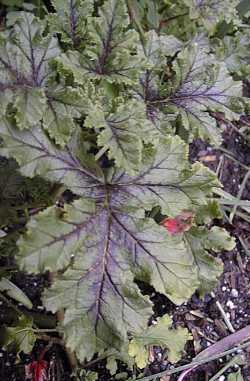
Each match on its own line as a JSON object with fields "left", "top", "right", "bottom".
{"left": 0, "top": 12, "right": 86, "bottom": 146}
{"left": 0, "top": 12, "right": 59, "bottom": 126}
{"left": 0, "top": 119, "right": 104, "bottom": 195}
{"left": 85, "top": 100, "right": 154, "bottom": 174}
{"left": 128, "top": 315, "right": 190, "bottom": 368}
{"left": 183, "top": 0, "right": 240, "bottom": 34}
{"left": 214, "top": 32, "right": 250, "bottom": 76}
{"left": 184, "top": 226, "right": 235, "bottom": 296}
{"left": 44, "top": 86, "right": 85, "bottom": 146}
{"left": 17, "top": 198, "right": 196, "bottom": 359}
{"left": 0, "top": 121, "right": 221, "bottom": 358}
{"left": 194, "top": 200, "right": 222, "bottom": 225}
{"left": 168, "top": 44, "right": 242, "bottom": 143}
{"left": 143, "top": 31, "right": 183, "bottom": 67}
{"left": 0, "top": 121, "right": 218, "bottom": 215}
{"left": 0, "top": 277, "right": 33, "bottom": 309}
{"left": 48, "top": 0, "right": 94, "bottom": 46}
{"left": 55, "top": 0, "right": 142, "bottom": 84}
{"left": 4, "top": 316, "right": 35, "bottom": 353}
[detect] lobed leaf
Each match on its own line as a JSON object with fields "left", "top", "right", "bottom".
{"left": 129, "top": 315, "right": 190, "bottom": 368}
{"left": 0, "top": 12, "right": 86, "bottom": 146}
{"left": 4, "top": 316, "right": 35, "bottom": 353}
{"left": 183, "top": 0, "right": 240, "bottom": 34}
{"left": 168, "top": 44, "right": 242, "bottom": 143}
{"left": 184, "top": 226, "right": 235, "bottom": 296}
{"left": 1, "top": 122, "right": 222, "bottom": 358}
{"left": 48, "top": 0, "right": 94, "bottom": 47}
{"left": 55, "top": 0, "right": 143, "bottom": 84}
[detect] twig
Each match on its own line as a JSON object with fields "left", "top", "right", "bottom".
{"left": 229, "top": 170, "right": 250, "bottom": 223}
{"left": 133, "top": 325, "right": 250, "bottom": 381}
{"left": 156, "top": 12, "right": 188, "bottom": 33}
{"left": 210, "top": 291, "right": 235, "bottom": 333}
{"left": 131, "top": 340, "right": 250, "bottom": 381}
{"left": 217, "top": 147, "right": 250, "bottom": 171}
{"left": 208, "top": 355, "right": 243, "bottom": 381}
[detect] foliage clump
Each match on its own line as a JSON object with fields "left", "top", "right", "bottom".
{"left": 0, "top": 0, "right": 249, "bottom": 371}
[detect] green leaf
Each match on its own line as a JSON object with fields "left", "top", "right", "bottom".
{"left": 43, "top": 86, "right": 85, "bottom": 146}
{"left": 106, "top": 357, "right": 118, "bottom": 375}
{"left": 48, "top": 0, "right": 94, "bottom": 47}
{"left": 0, "top": 12, "right": 88, "bottom": 146}
{"left": 0, "top": 119, "right": 105, "bottom": 193}
{"left": 86, "top": 100, "right": 153, "bottom": 174}
{"left": 214, "top": 32, "right": 250, "bottom": 76}
{"left": 13, "top": 88, "right": 47, "bottom": 130}
{"left": 55, "top": 0, "right": 143, "bottom": 84}
{"left": 128, "top": 315, "right": 190, "bottom": 368}
{"left": 4, "top": 316, "right": 35, "bottom": 353}
{"left": 184, "top": 226, "right": 235, "bottom": 296}
{"left": 0, "top": 119, "right": 222, "bottom": 360}
{"left": 168, "top": 44, "right": 242, "bottom": 143}
{"left": 0, "top": 12, "right": 59, "bottom": 127}
{"left": 228, "top": 369, "right": 244, "bottom": 381}
{"left": 143, "top": 31, "right": 183, "bottom": 67}
{"left": 183, "top": 0, "right": 240, "bottom": 34}
{"left": 0, "top": 277, "right": 33, "bottom": 309}
{"left": 195, "top": 200, "right": 222, "bottom": 225}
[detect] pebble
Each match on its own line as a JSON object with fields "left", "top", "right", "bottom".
{"left": 226, "top": 300, "right": 235, "bottom": 309}
{"left": 0, "top": 353, "right": 3, "bottom": 358}
{"left": 231, "top": 289, "right": 238, "bottom": 298}
{"left": 222, "top": 286, "right": 227, "bottom": 292}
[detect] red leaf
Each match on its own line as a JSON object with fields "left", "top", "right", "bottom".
{"left": 25, "top": 360, "right": 48, "bottom": 381}
{"left": 161, "top": 211, "right": 194, "bottom": 235}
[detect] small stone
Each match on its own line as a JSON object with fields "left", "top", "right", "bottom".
{"left": 222, "top": 286, "right": 227, "bottom": 292}
{"left": 0, "top": 353, "right": 3, "bottom": 358}
{"left": 157, "top": 353, "right": 162, "bottom": 361}
{"left": 226, "top": 300, "right": 235, "bottom": 309}
{"left": 231, "top": 289, "right": 238, "bottom": 298}
{"left": 218, "top": 376, "right": 225, "bottom": 381}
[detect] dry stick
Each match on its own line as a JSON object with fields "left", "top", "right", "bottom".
{"left": 133, "top": 325, "right": 250, "bottom": 381}
{"left": 229, "top": 169, "right": 250, "bottom": 223}
{"left": 176, "top": 325, "right": 250, "bottom": 381}
{"left": 210, "top": 291, "right": 235, "bottom": 334}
